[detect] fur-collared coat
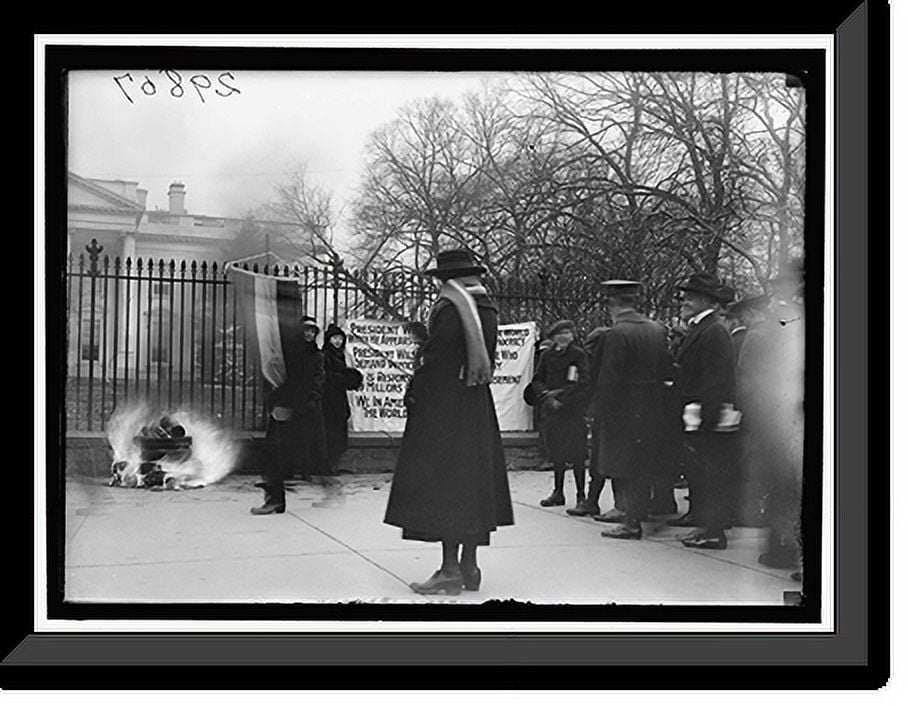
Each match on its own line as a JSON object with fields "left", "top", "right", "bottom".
{"left": 384, "top": 292, "right": 514, "bottom": 544}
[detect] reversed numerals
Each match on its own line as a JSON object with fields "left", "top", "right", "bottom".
{"left": 113, "top": 71, "right": 242, "bottom": 104}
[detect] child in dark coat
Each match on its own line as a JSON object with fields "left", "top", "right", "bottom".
{"left": 531, "top": 320, "right": 591, "bottom": 511}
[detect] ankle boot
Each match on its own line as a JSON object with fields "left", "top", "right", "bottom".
{"left": 540, "top": 490, "right": 566, "bottom": 507}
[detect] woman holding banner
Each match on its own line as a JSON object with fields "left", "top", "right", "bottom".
{"left": 384, "top": 249, "right": 514, "bottom": 596}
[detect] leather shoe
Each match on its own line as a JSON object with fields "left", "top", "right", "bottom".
{"left": 667, "top": 512, "right": 701, "bottom": 527}
{"left": 540, "top": 491, "right": 566, "bottom": 507}
{"left": 601, "top": 524, "right": 642, "bottom": 540}
{"left": 460, "top": 565, "right": 482, "bottom": 591}
{"left": 681, "top": 533, "right": 727, "bottom": 550}
{"left": 592, "top": 508, "right": 626, "bottom": 523}
{"left": 566, "top": 499, "right": 600, "bottom": 516}
{"left": 250, "top": 503, "right": 285, "bottom": 515}
{"left": 410, "top": 569, "right": 463, "bottom": 596}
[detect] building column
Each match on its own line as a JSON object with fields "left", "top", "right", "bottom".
{"left": 119, "top": 232, "right": 138, "bottom": 375}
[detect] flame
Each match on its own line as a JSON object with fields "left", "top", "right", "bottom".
{"left": 106, "top": 403, "right": 241, "bottom": 489}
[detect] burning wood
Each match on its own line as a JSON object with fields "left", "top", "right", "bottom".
{"left": 109, "top": 416, "right": 194, "bottom": 489}
{"left": 107, "top": 406, "right": 241, "bottom": 490}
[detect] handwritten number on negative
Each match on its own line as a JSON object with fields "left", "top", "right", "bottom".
{"left": 140, "top": 75, "right": 157, "bottom": 96}
{"left": 215, "top": 72, "right": 241, "bottom": 97}
{"left": 113, "top": 73, "right": 135, "bottom": 104}
{"left": 189, "top": 74, "right": 212, "bottom": 103}
{"left": 161, "top": 70, "right": 185, "bottom": 98}
{"left": 113, "top": 71, "right": 240, "bottom": 104}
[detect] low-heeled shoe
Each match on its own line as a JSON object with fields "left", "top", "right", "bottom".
{"left": 409, "top": 570, "right": 463, "bottom": 596}
{"left": 681, "top": 534, "right": 727, "bottom": 550}
{"left": 601, "top": 525, "right": 642, "bottom": 540}
{"left": 566, "top": 500, "right": 600, "bottom": 517}
{"left": 250, "top": 503, "right": 285, "bottom": 515}
{"left": 592, "top": 509, "right": 626, "bottom": 523}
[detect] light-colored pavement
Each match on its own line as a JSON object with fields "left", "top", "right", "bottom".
{"left": 65, "top": 471, "right": 800, "bottom": 604}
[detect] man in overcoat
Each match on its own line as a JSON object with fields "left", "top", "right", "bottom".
{"left": 384, "top": 249, "right": 514, "bottom": 596}
{"left": 591, "top": 281, "right": 674, "bottom": 540}
{"left": 673, "top": 273, "right": 739, "bottom": 549}
{"left": 531, "top": 319, "right": 591, "bottom": 512}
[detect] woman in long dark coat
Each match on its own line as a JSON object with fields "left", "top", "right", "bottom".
{"left": 292, "top": 317, "right": 330, "bottom": 478}
{"left": 531, "top": 320, "right": 590, "bottom": 512}
{"left": 384, "top": 249, "right": 514, "bottom": 596}
{"left": 321, "top": 323, "right": 363, "bottom": 473}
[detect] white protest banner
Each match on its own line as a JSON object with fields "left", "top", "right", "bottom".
{"left": 347, "top": 319, "right": 418, "bottom": 432}
{"left": 491, "top": 322, "right": 537, "bottom": 431}
{"left": 346, "top": 319, "right": 536, "bottom": 433}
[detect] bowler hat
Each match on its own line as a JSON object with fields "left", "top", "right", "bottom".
{"left": 679, "top": 272, "right": 725, "bottom": 300}
{"left": 547, "top": 319, "right": 576, "bottom": 338}
{"left": 424, "top": 248, "right": 487, "bottom": 279}
{"left": 727, "top": 293, "right": 770, "bottom": 317}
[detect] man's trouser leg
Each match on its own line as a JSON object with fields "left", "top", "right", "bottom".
{"left": 612, "top": 476, "right": 648, "bottom": 527}
{"left": 687, "top": 433, "right": 734, "bottom": 536}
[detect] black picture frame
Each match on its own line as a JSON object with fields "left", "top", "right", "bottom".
{"left": 9, "top": 5, "right": 888, "bottom": 689}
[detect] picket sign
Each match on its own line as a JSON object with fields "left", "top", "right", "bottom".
{"left": 345, "top": 319, "right": 537, "bottom": 433}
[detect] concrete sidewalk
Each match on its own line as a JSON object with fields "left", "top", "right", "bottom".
{"left": 65, "top": 471, "right": 800, "bottom": 605}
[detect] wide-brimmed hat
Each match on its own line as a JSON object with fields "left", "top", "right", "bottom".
{"left": 679, "top": 272, "right": 725, "bottom": 301}
{"left": 424, "top": 248, "right": 487, "bottom": 279}
{"left": 727, "top": 293, "right": 770, "bottom": 317}
{"left": 547, "top": 319, "right": 576, "bottom": 338}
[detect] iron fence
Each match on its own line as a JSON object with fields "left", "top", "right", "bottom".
{"left": 65, "top": 242, "right": 613, "bottom": 433}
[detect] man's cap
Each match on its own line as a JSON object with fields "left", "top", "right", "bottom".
{"left": 300, "top": 315, "right": 320, "bottom": 333}
{"left": 547, "top": 319, "right": 576, "bottom": 338}
{"left": 727, "top": 293, "right": 770, "bottom": 317}
{"left": 424, "top": 248, "right": 487, "bottom": 279}
{"left": 679, "top": 272, "right": 725, "bottom": 300}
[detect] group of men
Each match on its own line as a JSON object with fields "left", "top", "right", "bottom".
{"left": 530, "top": 266, "right": 806, "bottom": 571}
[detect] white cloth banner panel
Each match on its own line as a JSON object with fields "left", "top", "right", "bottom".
{"left": 347, "top": 319, "right": 536, "bottom": 433}
{"left": 347, "top": 320, "right": 418, "bottom": 433}
{"left": 491, "top": 322, "right": 537, "bottom": 432}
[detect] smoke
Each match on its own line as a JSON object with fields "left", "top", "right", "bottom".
{"left": 106, "top": 403, "right": 241, "bottom": 489}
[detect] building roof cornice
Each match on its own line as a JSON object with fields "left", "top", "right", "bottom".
{"left": 68, "top": 172, "right": 144, "bottom": 212}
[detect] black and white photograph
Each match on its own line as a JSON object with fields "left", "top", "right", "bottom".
{"left": 5, "top": 12, "right": 892, "bottom": 687}
{"left": 58, "top": 53, "right": 822, "bottom": 610}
